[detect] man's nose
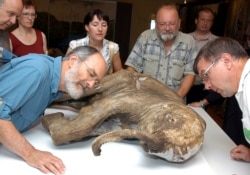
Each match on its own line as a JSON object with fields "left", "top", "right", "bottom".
{"left": 9, "top": 16, "right": 17, "bottom": 24}
{"left": 203, "top": 81, "right": 212, "bottom": 90}
{"left": 87, "top": 80, "right": 96, "bottom": 89}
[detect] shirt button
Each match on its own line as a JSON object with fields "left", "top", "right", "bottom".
{"left": 0, "top": 98, "right": 2, "bottom": 106}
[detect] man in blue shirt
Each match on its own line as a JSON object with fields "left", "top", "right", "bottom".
{"left": 0, "top": 46, "right": 107, "bottom": 174}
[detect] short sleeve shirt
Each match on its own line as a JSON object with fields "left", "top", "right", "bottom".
{"left": 189, "top": 32, "right": 218, "bottom": 85}
{"left": 0, "top": 54, "right": 63, "bottom": 132}
{"left": 69, "top": 35, "right": 119, "bottom": 69}
{"left": 235, "top": 59, "right": 250, "bottom": 143}
{"left": 125, "top": 29, "right": 197, "bottom": 91}
{"left": 189, "top": 32, "right": 218, "bottom": 51}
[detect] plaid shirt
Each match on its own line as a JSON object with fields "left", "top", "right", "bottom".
{"left": 125, "top": 29, "right": 197, "bottom": 91}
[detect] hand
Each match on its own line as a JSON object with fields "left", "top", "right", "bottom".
{"left": 230, "top": 144, "right": 250, "bottom": 162}
{"left": 25, "top": 149, "right": 66, "bottom": 175}
{"left": 188, "top": 101, "right": 202, "bottom": 107}
{"left": 0, "top": 120, "right": 66, "bottom": 174}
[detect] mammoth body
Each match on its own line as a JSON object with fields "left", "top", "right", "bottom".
{"left": 42, "top": 70, "right": 206, "bottom": 163}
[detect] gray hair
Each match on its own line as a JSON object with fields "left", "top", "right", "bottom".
{"left": 63, "top": 46, "right": 99, "bottom": 62}
{"left": 156, "top": 3, "right": 180, "bottom": 19}
{"left": 193, "top": 37, "right": 248, "bottom": 74}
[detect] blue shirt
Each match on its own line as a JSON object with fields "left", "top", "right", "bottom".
{"left": 0, "top": 53, "right": 63, "bottom": 132}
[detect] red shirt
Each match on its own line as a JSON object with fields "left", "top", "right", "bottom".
{"left": 9, "top": 29, "right": 45, "bottom": 56}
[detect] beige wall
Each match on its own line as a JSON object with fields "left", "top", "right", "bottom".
{"left": 117, "top": 0, "right": 172, "bottom": 49}
{"left": 34, "top": 0, "right": 248, "bottom": 53}
{"left": 35, "top": 0, "right": 176, "bottom": 52}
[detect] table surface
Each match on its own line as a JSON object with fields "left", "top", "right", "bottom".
{"left": 0, "top": 107, "right": 249, "bottom": 175}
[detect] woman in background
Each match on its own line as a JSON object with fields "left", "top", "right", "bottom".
{"left": 66, "top": 9, "right": 122, "bottom": 74}
{"left": 9, "top": 0, "right": 47, "bottom": 56}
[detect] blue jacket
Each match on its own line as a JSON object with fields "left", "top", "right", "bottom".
{"left": 0, "top": 52, "right": 63, "bottom": 132}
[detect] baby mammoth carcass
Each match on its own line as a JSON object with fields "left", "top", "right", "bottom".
{"left": 42, "top": 70, "right": 206, "bottom": 163}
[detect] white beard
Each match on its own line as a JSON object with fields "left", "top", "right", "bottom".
{"left": 160, "top": 33, "right": 176, "bottom": 42}
{"left": 64, "top": 64, "right": 86, "bottom": 99}
{"left": 158, "top": 29, "right": 178, "bottom": 42}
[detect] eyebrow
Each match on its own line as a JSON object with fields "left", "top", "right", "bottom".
{"left": 84, "top": 62, "right": 98, "bottom": 77}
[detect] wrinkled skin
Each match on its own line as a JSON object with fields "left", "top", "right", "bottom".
{"left": 42, "top": 70, "right": 206, "bottom": 162}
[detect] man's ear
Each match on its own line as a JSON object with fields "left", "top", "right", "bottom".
{"left": 220, "top": 53, "right": 233, "bottom": 69}
{"left": 68, "top": 54, "right": 78, "bottom": 68}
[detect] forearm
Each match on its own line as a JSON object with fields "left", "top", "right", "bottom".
{"left": 177, "top": 74, "right": 195, "bottom": 98}
{"left": 112, "top": 53, "right": 123, "bottom": 72}
{"left": 0, "top": 119, "right": 35, "bottom": 161}
{"left": 126, "top": 66, "right": 137, "bottom": 72}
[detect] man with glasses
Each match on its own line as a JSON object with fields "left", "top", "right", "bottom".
{"left": 193, "top": 37, "right": 250, "bottom": 162}
{"left": 125, "top": 4, "right": 197, "bottom": 99}
{"left": 0, "top": 46, "right": 107, "bottom": 174}
{"left": 188, "top": 7, "right": 250, "bottom": 149}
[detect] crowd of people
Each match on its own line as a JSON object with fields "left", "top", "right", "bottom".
{"left": 0, "top": 1, "right": 250, "bottom": 174}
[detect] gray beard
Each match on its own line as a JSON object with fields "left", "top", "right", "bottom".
{"left": 64, "top": 65, "right": 85, "bottom": 99}
{"left": 159, "top": 33, "right": 177, "bottom": 42}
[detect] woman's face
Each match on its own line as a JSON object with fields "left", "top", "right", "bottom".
{"left": 85, "top": 15, "right": 108, "bottom": 41}
{"left": 18, "top": 5, "right": 36, "bottom": 28}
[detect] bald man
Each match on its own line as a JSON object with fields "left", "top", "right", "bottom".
{"left": 0, "top": 0, "right": 23, "bottom": 53}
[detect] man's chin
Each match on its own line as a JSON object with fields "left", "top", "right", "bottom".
{"left": 160, "top": 34, "right": 176, "bottom": 42}
{"left": 67, "top": 91, "right": 84, "bottom": 100}
{"left": 0, "top": 24, "right": 12, "bottom": 31}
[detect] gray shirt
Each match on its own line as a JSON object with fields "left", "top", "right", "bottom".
{"left": 189, "top": 32, "right": 218, "bottom": 51}
{"left": 125, "top": 29, "right": 197, "bottom": 91}
{"left": 189, "top": 32, "right": 218, "bottom": 85}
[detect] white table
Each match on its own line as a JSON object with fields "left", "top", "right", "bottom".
{"left": 0, "top": 107, "right": 249, "bottom": 175}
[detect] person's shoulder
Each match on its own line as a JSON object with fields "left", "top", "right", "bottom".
{"left": 108, "top": 40, "right": 119, "bottom": 47}
{"left": 34, "top": 29, "right": 46, "bottom": 37}
{"left": 9, "top": 29, "right": 18, "bottom": 36}
{"left": 69, "top": 37, "right": 87, "bottom": 48}
{"left": 188, "top": 31, "right": 195, "bottom": 36}
{"left": 34, "top": 28, "right": 42, "bottom": 33}
{"left": 178, "top": 31, "right": 195, "bottom": 42}
{"left": 178, "top": 31, "right": 192, "bottom": 37}
{"left": 17, "top": 54, "right": 54, "bottom": 70}
{"left": 34, "top": 29, "right": 44, "bottom": 34}
{"left": 137, "top": 29, "right": 157, "bottom": 42}
{"left": 140, "top": 29, "right": 155, "bottom": 36}
{"left": 210, "top": 33, "right": 219, "bottom": 40}
{"left": 176, "top": 32, "right": 196, "bottom": 48}
{"left": 26, "top": 54, "right": 58, "bottom": 78}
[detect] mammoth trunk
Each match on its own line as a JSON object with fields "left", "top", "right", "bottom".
{"left": 92, "top": 129, "right": 164, "bottom": 156}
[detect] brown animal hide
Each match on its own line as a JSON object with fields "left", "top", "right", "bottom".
{"left": 42, "top": 70, "right": 206, "bottom": 162}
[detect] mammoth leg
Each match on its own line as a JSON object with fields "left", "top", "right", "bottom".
{"left": 42, "top": 98, "right": 132, "bottom": 145}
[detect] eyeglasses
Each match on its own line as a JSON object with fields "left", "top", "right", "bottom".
{"left": 83, "top": 62, "right": 100, "bottom": 86}
{"left": 200, "top": 61, "right": 216, "bottom": 82}
{"left": 22, "top": 13, "right": 37, "bottom": 19}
